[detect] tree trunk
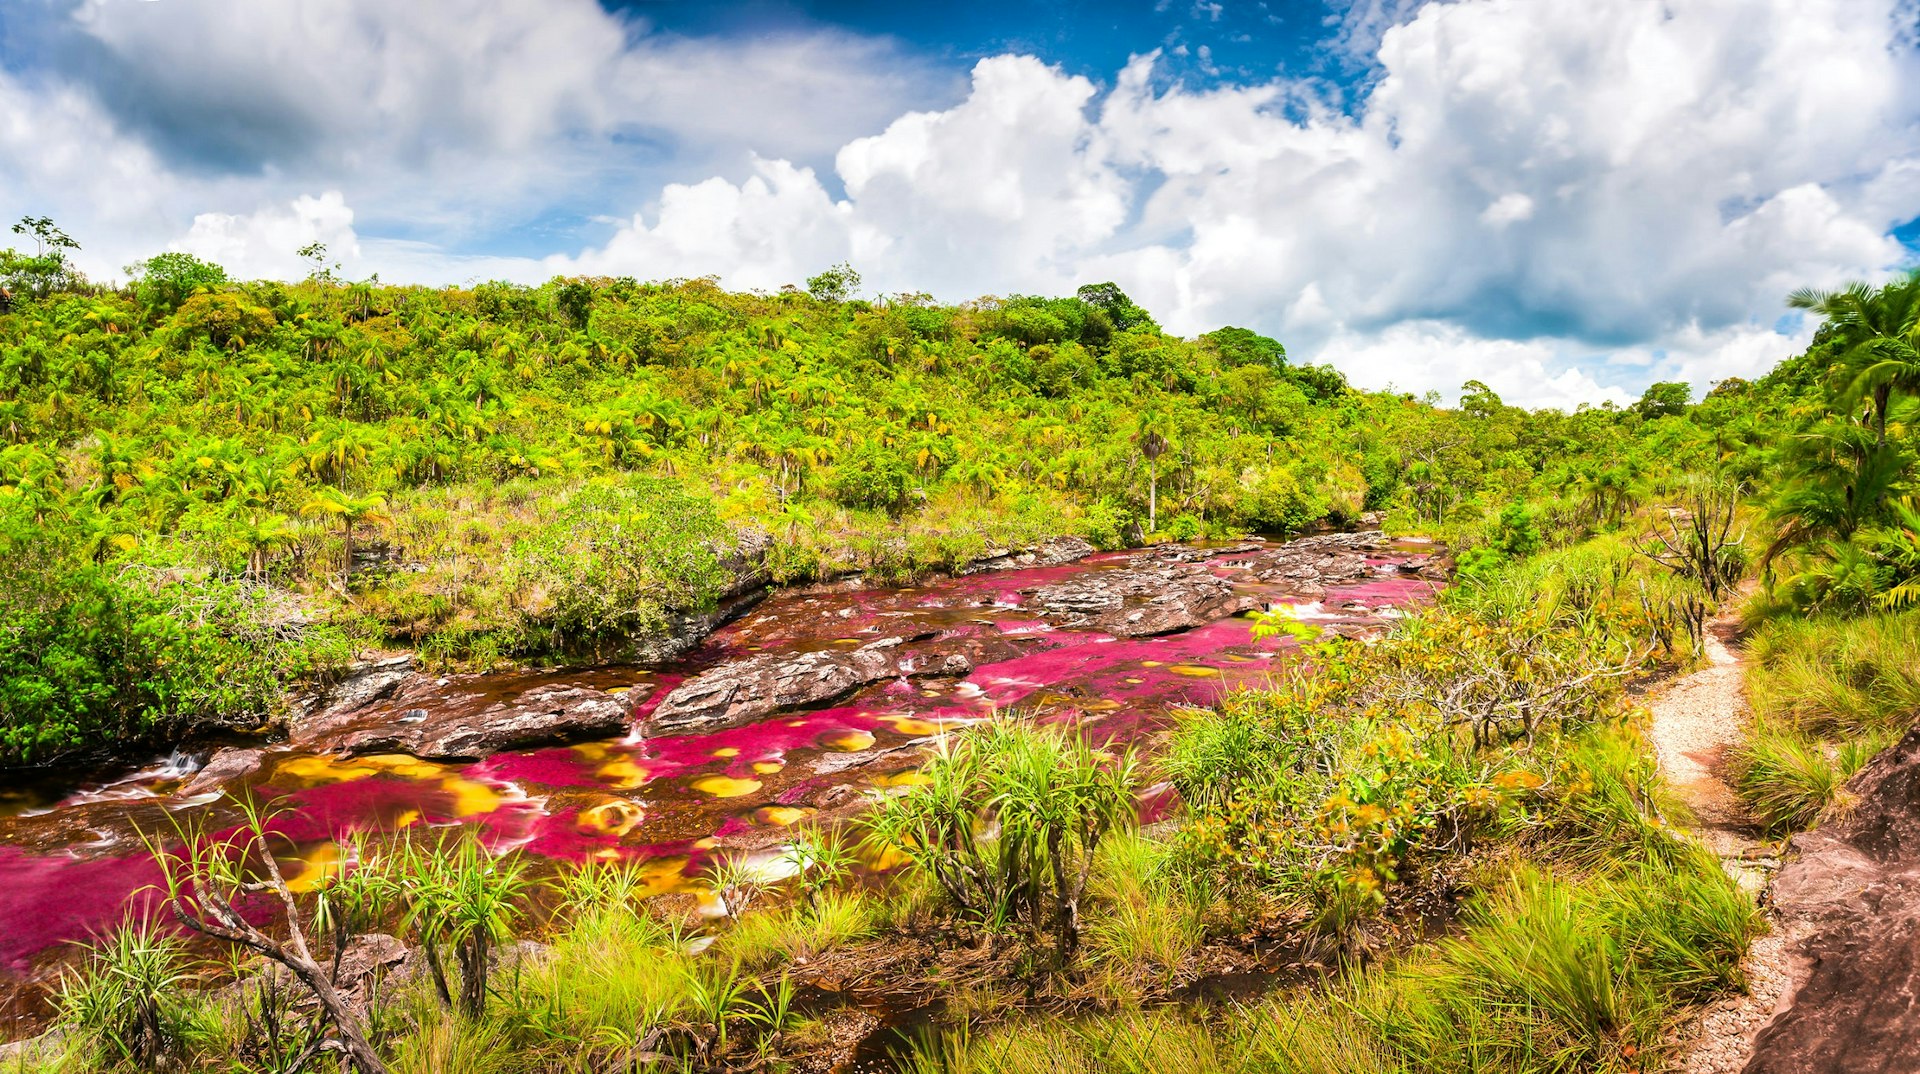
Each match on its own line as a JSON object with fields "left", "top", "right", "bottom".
{"left": 1148, "top": 458, "right": 1158, "bottom": 532}
{"left": 1877, "top": 383, "right": 1892, "bottom": 448}
{"left": 342, "top": 518, "right": 353, "bottom": 586}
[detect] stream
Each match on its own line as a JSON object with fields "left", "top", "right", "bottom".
{"left": 0, "top": 533, "right": 1442, "bottom": 1030}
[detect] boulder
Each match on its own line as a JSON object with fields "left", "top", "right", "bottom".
{"left": 293, "top": 681, "right": 631, "bottom": 760}
{"left": 179, "top": 747, "right": 267, "bottom": 796}
{"left": 297, "top": 655, "right": 416, "bottom": 717}
{"left": 959, "top": 536, "right": 1097, "bottom": 575}
{"left": 646, "top": 636, "right": 973, "bottom": 735}
{"left": 1026, "top": 549, "right": 1259, "bottom": 636}
{"left": 1746, "top": 727, "right": 1920, "bottom": 1074}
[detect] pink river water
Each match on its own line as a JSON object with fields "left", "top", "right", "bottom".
{"left": 0, "top": 537, "right": 1440, "bottom": 1020}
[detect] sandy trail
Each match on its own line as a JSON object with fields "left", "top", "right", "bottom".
{"left": 1651, "top": 614, "right": 1790, "bottom": 1074}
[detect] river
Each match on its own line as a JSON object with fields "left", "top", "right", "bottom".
{"left": 0, "top": 532, "right": 1442, "bottom": 1028}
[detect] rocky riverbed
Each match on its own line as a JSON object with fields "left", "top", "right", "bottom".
{"left": 0, "top": 531, "right": 1443, "bottom": 1027}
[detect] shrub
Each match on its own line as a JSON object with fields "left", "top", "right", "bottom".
{"left": 829, "top": 443, "right": 917, "bottom": 514}
{"left": 512, "top": 477, "right": 729, "bottom": 647}
{"left": 865, "top": 720, "right": 1138, "bottom": 961}
{"left": 55, "top": 922, "right": 199, "bottom": 1069}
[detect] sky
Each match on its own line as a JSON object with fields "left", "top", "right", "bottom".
{"left": 2, "top": 0, "right": 1918, "bottom": 409}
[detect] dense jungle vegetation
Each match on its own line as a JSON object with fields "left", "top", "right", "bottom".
{"left": 0, "top": 226, "right": 1773, "bottom": 766}
{"left": 8, "top": 218, "right": 1920, "bottom": 1074}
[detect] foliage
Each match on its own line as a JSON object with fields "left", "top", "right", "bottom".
{"left": 127, "top": 252, "right": 229, "bottom": 314}
{"left": 865, "top": 719, "right": 1139, "bottom": 961}
{"left": 511, "top": 478, "right": 729, "bottom": 648}
{"left": 1169, "top": 599, "right": 1635, "bottom": 927}
{"left": 54, "top": 922, "right": 200, "bottom": 1069}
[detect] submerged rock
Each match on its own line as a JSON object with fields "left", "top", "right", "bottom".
{"left": 646, "top": 636, "right": 973, "bottom": 735}
{"left": 1747, "top": 727, "right": 1920, "bottom": 1073}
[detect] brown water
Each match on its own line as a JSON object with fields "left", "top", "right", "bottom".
{"left": 0, "top": 536, "right": 1441, "bottom": 1026}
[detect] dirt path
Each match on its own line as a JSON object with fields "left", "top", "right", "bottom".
{"left": 1651, "top": 614, "right": 1791, "bottom": 1074}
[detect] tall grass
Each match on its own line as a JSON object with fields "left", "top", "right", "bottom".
{"left": 910, "top": 715, "right": 1763, "bottom": 1074}
{"left": 909, "top": 855, "right": 1758, "bottom": 1074}
{"left": 1081, "top": 832, "right": 1211, "bottom": 1000}
{"left": 1734, "top": 612, "right": 1916, "bottom": 830}
{"left": 53, "top": 922, "right": 204, "bottom": 1070}
{"left": 1746, "top": 612, "right": 1920, "bottom": 736}
{"left": 500, "top": 905, "right": 698, "bottom": 1055}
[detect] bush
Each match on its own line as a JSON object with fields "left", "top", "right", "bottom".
{"left": 512, "top": 478, "right": 730, "bottom": 648}
{"left": 1169, "top": 604, "right": 1635, "bottom": 926}
{"left": 0, "top": 511, "right": 346, "bottom": 764}
{"left": 865, "top": 720, "right": 1138, "bottom": 961}
{"left": 828, "top": 444, "right": 917, "bottom": 514}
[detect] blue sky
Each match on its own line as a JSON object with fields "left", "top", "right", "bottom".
{"left": 1, "top": 0, "right": 1917, "bottom": 408}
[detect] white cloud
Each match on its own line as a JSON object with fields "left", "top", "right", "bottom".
{"left": 175, "top": 193, "right": 360, "bottom": 282}
{"left": 3, "top": 0, "right": 1917, "bottom": 407}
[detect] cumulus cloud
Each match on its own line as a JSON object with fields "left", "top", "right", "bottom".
{"left": 2, "top": 0, "right": 1916, "bottom": 406}
{"left": 174, "top": 193, "right": 361, "bottom": 282}
{"left": 549, "top": 0, "right": 1918, "bottom": 404}
{"left": 0, "top": 0, "right": 943, "bottom": 272}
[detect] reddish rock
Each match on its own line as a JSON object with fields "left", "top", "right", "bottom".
{"left": 290, "top": 675, "right": 634, "bottom": 760}
{"left": 1746, "top": 726, "right": 1920, "bottom": 1074}
{"left": 645, "top": 636, "right": 972, "bottom": 735}
{"left": 179, "top": 747, "right": 267, "bottom": 796}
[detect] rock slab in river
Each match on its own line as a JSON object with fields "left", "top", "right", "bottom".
{"left": 1746, "top": 725, "right": 1920, "bottom": 1074}
{"left": 646, "top": 635, "right": 973, "bottom": 735}
{"left": 291, "top": 661, "right": 632, "bottom": 760}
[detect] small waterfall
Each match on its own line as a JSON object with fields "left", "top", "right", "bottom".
{"left": 152, "top": 748, "right": 205, "bottom": 781}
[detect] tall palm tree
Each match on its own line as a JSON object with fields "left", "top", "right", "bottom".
{"left": 1788, "top": 271, "right": 1920, "bottom": 448}
{"left": 1134, "top": 406, "right": 1171, "bottom": 532}
{"left": 301, "top": 488, "right": 390, "bottom": 586}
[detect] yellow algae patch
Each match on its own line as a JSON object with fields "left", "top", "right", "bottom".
{"left": 571, "top": 741, "right": 616, "bottom": 762}
{"left": 440, "top": 776, "right": 504, "bottom": 817}
{"left": 877, "top": 771, "right": 933, "bottom": 788}
{"left": 690, "top": 775, "right": 763, "bottom": 798}
{"left": 274, "top": 755, "right": 381, "bottom": 785}
{"left": 596, "top": 757, "right": 649, "bottom": 790}
{"left": 822, "top": 730, "right": 876, "bottom": 752}
{"left": 1081, "top": 699, "right": 1122, "bottom": 712}
{"left": 393, "top": 809, "right": 421, "bottom": 829}
{"left": 361, "top": 754, "right": 446, "bottom": 781}
{"left": 1169, "top": 664, "right": 1220, "bottom": 678}
{"left": 831, "top": 638, "right": 861, "bottom": 646}
{"left": 882, "top": 716, "right": 943, "bottom": 736}
{"left": 787, "top": 720, "right": 808, "bottom": 728}
{"left": 607, "top": 686, "right": 631, "bottom": 696}
{"left": 755, "top": 806, "right": 814, "bottom": 827}
{"left": 1123, "top": 677, "right": 1144, "bottom": 685}
{"left": 752, "top": 760, "right": 786, "bottom": 775}
{"left": 692, "top": 837, "right": 718, "bottom": 850}
{"left": 865, "top": 842, "right": 913, "bottom": 872}
{"left": 1140, "top": 661, "right": 1165, "bottom": 668}
{"left": 576, "top": 798, "right": 645, "bottom": 838}
{"left": 281, "top": 841, "right": 345, "bottom": 894}
{"left": 711, "top": 747, "right": 740, "bottom": 758}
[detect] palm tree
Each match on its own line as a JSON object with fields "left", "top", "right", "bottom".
{"left": 1788, "top": 271, "right": 1920, "bottom": 448}
{"left": 302, "top": 488, "right": 390, "bottom": 586}
{"left": 1134, "top": 407, "right": 1171, "bottom": 532}
{"left": 233, "top": 511, "right": 295, "bottom": 579}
